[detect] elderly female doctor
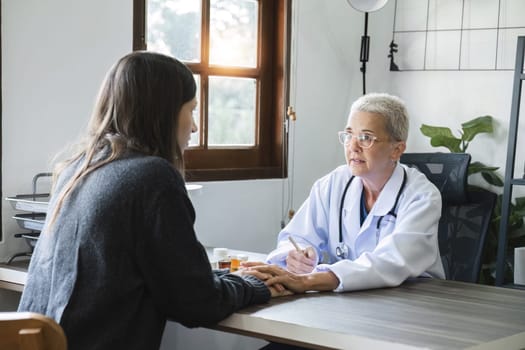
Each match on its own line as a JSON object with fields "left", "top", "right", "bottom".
{"left": 257, "top": 93, "right": 445, "bottom": 293}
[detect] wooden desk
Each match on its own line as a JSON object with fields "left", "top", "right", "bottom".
{"left": 5, "top": 249, "right": 524, "bottom": 349}
{"left": 213, "top": 278, "right": 525, "bottom": 350}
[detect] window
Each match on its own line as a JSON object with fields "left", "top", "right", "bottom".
{"left": 133, "top": 0, "right": 291, "bottom": 181}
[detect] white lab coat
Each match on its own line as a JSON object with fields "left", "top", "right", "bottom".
{"left": 267, "top": 163, "right": 445, "bottom": 292}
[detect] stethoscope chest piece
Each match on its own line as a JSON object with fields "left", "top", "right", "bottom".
{"left": 335, "top": 242, "right": 349, "bottom": 259}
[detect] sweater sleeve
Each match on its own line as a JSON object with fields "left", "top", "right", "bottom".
{"left": 135, "top": 171, "right": 270, "bottom": 327}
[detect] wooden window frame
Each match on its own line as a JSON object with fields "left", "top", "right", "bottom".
{"left": 133, "top": 0, "right": 291, "bottom": 181}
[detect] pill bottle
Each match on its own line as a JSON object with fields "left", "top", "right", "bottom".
{"left": 230, "top": 254, "right": 249, "bottom": 272}
{"left": 230, "top": 256, "right": 240, "bottom": 272}
{"left": 213, "top": 248, "right": 231, "bottom": 269}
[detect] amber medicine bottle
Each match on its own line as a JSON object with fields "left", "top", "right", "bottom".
{"left": 213, "top": 248, "right": 231, "bottom": 269}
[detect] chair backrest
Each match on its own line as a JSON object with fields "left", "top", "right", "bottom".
{"left": 401, "top": 152, "right": 497, "bottom": 283}
{"left": 439, "top": 188, "right": 497, "bottom": 282}
{"left": 400, "top": 152, "right": 471, "bottom": 204}
{"left": 0, "top": 312, "right": 67, "bottom": 350}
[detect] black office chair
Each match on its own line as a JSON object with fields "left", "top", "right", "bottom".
{"left": 401, "top": 153, "right": 497, "bottom": 283}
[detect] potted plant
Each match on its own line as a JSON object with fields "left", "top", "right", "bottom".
{"left": 420, "top": 115, "right": 525, "bottom": 284}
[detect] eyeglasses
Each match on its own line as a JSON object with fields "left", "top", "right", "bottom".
{"left": 338, "top": 131, "right": 380, "bottom": 149}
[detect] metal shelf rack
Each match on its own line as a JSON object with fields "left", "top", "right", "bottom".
{"left": 495, "top": 36, "right": 525, "bottom": 286}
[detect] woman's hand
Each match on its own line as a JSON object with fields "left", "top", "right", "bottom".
{"left": 244, "top": 265, "right": 309, "bottom": 294}
{"left": 268, "top": 285, "right": 294, "bottom": 297}
{"left": 239, "top": 262, "right": 291, "bottom": 297}
{"left": 286, "top": 247, "right": 317, "bottom": 274}
{"left": 240, "top": 261, "right": 267, "bottom": 269}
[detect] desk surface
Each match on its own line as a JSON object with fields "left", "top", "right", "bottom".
{"left": 214, "top": 278, "right": 525, "bottom": 350}
{"left": 4, "top": 250, "right": 524, "bottom": 349}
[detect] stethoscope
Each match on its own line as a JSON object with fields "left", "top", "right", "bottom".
{"left": 336, "top": 168, "right": 407, "bottom": 259}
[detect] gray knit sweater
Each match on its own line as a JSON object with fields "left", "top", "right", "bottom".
{"left": 18, "top": 152, "right": 270, "bottom": 350}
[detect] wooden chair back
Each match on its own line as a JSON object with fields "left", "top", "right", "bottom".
{"left": 0, "top": 312, "right": 67, "bottom": 350}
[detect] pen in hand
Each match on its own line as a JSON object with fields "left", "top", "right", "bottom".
{"left": 288, "top": 236, "right": 307, "bottom": 257}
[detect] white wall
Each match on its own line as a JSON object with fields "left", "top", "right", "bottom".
{"left": 2, "top": 0, "right": 524, "bottom": 349}
{"left": 367, "top": 1, "right": 525, "bottom": 196}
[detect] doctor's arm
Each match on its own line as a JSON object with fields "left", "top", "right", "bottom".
{"left": 266, "top": 180, "right": 331, "bottom": 271}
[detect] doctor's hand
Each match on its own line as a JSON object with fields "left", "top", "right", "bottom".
{"left": 286, "top": 247, "right": 317, "bottom": 274}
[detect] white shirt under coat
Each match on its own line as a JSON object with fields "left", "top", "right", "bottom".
{"left": 266, "top": 163, "right": 446, "bottom": 292}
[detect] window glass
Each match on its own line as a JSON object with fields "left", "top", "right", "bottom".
{"left": 208, "top": 76, "right": 256, "bottom": 146}
{"left": 210, "top": 0, "right": 258, "bottom": 67}
{"left": 146, "top": 0, "right": 202, "bottom": 62}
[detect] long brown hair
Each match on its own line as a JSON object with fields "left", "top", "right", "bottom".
{"left": 48, "top": 51, "right": 196, "bottom": 227}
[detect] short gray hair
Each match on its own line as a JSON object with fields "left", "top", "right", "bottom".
{"left": 349, "top": 93, "right": 409, "bottom": 141}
